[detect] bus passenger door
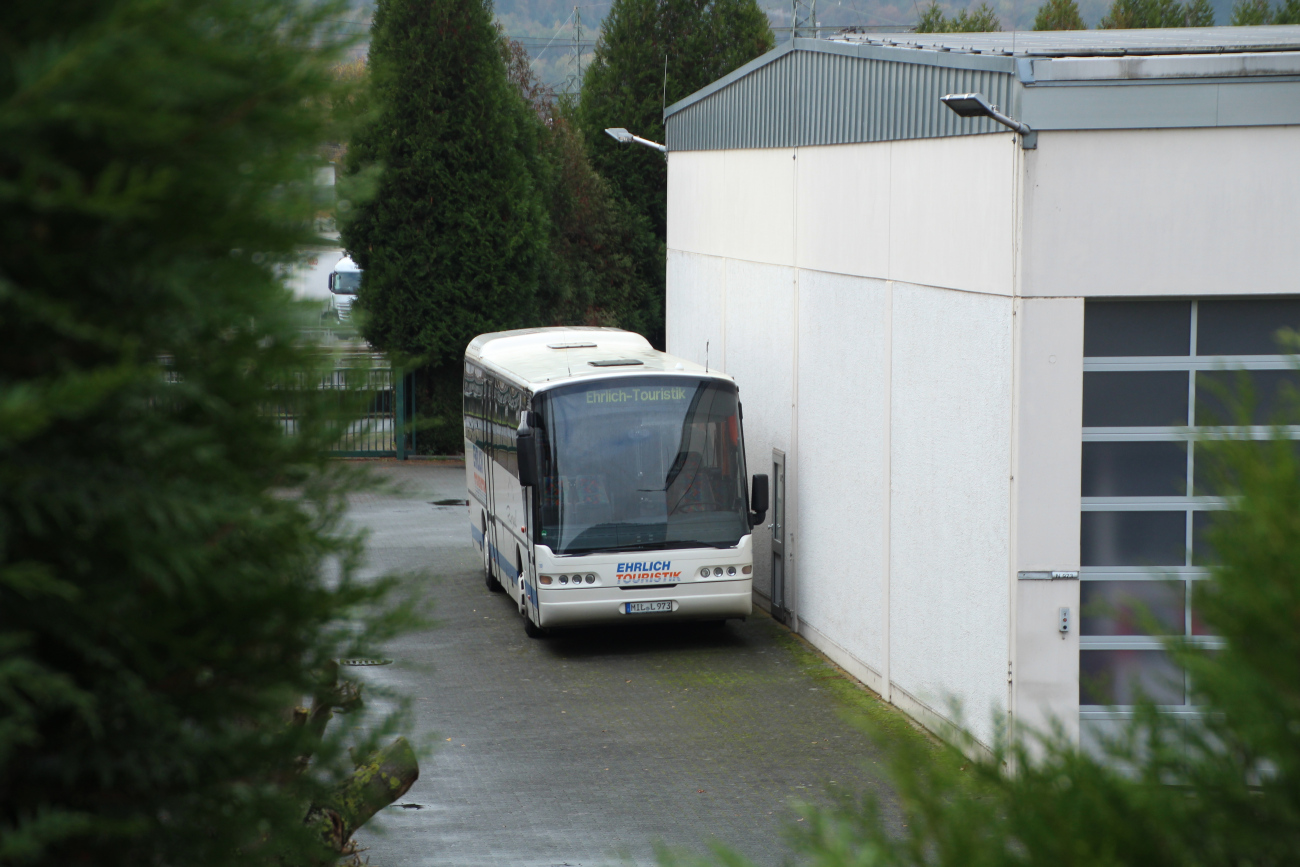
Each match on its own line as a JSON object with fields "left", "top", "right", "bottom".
{"left": 770, "top": 449, "right": 789, "bottom": 625}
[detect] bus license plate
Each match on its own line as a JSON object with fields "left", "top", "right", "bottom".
{"left": 625, "top": 601, "right": 673, "bottom": 615}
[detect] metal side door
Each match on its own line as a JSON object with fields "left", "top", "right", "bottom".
{"left": 770, "top": 449, "right": 789, "bottom": 624}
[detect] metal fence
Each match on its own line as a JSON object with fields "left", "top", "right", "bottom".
{"left": 266, "top": 363, "right": 411, "bottom": 458}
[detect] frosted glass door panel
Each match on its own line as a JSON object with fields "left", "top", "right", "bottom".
{"left": 1081, "top": 649, "right": 1184, "bottom": 706}
{"left": 1082, "top": 441, "right": 1187, "bottom": 497}
{"left": 1080, "top": 581, "right": 1185, "bottom": 636}
{"left": 1083, "top": 372, "right": 1190, "bottom": 428}
{"left": 1083, "top": 301, "right": 1191, "bottom": 357}
{"left": 1081, "top": 511, "right": 1186, "bottom": 566}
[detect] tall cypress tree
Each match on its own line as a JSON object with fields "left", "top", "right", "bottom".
{"left": 341, "top": 0, "right": 547, "bottom": 450}
{"left": 577, "top": 0, "right": 774, "bottom": 347}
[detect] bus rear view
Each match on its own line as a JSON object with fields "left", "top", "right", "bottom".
{"left": 464, "top": 328, "right": 768, "bottom": 637}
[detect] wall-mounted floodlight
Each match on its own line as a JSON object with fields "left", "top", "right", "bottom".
{"left": 940, "top": 93, "right": 1036, "bottom": 149}
{"left": 604, "top": 127, "right": 668, "bottom": 154}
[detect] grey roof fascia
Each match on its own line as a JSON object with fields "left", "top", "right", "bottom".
{"left": 1028, "top": 51, "right": 1300, "bottom": 81}
{"left": 1021, "top": 77, "right": 1300, "bottom": 129}
{"left": 664, "top": 40, "right": 794, "bottom": 119}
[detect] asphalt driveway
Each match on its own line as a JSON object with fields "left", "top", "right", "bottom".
{"left": 344, "top": 461, "right": 908, "bottom": 867}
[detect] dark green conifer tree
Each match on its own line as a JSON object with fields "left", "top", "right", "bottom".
{"left": 577, "top": 0, "right": 775, "bottom": 347}
{"left": 341, "top": 0, "right": 548, "bottom": 451}
{"left": 1184, "top": 0, "right": 1216, "bottom": 24}
{"left": 0, "top": 0, "right": 412, "bottom": 864}
{"left": 500, "top": 39, "right": 658, "bottom": 335}
{"left": 1231, "top": 0, "right": 1274, "bottom": 21}
{"left": 1100, "top": 0, "right": 1193, "bottom": 26}
{"left": 1277, "top": 0, "right": 1300, "bottom": 23}
{"left": 1033, "top": 0, "right": 1086, "bottom": 29}
{"left": 916, "top": 1, "right": 951, "bottom": 29}
{"left": 915, "top": 1, "right": 1003, "bottom": 31}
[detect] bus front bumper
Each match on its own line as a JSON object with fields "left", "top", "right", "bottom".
{"left": 536, "top": 578, "right": 752, "bottom": 628}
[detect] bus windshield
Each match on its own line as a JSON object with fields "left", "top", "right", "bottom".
{"left": 534, "top": 376, "right": 749, "bottom": 555}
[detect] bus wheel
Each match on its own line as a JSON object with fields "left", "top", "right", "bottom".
{"left": 482, "top": 516, "right": 503, "bottom": 593}
{"left": 523, "top": 611, "right": 547, "bottom": 639}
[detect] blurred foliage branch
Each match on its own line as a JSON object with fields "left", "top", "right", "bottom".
{"left": 0, "top": 0, "right": 422, "bottom": 864}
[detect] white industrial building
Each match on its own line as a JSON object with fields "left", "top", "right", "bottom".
{"left": 662, "top": 26, "right": 1300, "bottom": 751}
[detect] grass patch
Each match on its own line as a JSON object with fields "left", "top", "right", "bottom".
{"left": 770, "top": 625, "right": 939, "bottom": 754}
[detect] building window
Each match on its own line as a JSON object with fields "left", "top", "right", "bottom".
{"left": 1080, "top": 299, "right": 1300, "bottom": 720}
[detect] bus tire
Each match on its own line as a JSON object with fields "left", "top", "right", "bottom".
{"left": 524, "top": 612, "right": 547, "bottom": 639}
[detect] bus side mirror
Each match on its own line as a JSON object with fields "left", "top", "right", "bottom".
{"left": 517, "top": 413, "right": 538, "bottom": 488}
{"left": 327, "top": 273, "right": 335, "bottom": 292}
{"left": 749, "top": 474, "right": 768, "bottom": 528}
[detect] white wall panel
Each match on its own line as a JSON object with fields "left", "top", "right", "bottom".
{"left": 667, "top": 149, "right": 795, "bottom": 266}
{"left": 672, "top": 137, "right": 1016, "bottom": 297}
{"left": 666, "top": 150, "right": 727, "bottom": 257}
{"left": 723, "top": 259, "right": 796, "bottom": 599}
{"left": 1012, "top": 298, "right": 1084, "bottom": 744}
{"left": 795, "top": 143, "right": 892, "bottom": 280}
{"left": 889, "top": 283, "right": 1013, "bottom": 749}
{"left": 723, "top": 149, "right": 796, "bottom": 267}
{"left": 665, "top": 249, "right": 726, "bottom": 368}
{"left": 888, "top": 134, "right": 1017, "bottom": 297}
{"left": 1021, "top": 126, "right": 1300, "bottom": 298}
{"left": 795, "top": 271, "right": 890, "bottom": 675}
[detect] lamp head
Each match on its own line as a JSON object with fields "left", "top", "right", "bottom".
{"left": 604, "top": 127, "right": 634, "bottom": 144}
{"left": 940, "top": 92, "right": 995, "bottom": 119}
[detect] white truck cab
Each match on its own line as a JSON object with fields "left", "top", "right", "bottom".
{"left": 324, "top": 255, "right": 361, "bottom": 322}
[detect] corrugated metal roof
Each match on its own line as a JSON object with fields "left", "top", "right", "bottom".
{"left": 667, "top": 40, "right": 1016, "bottom": 151}
{"left": 663, "top": 28, "right": 1300, "bottom": 152}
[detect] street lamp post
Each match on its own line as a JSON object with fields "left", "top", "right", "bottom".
{"left": 604, "top": 127, "right": 668, "bottom": 155}
{"left": 939, "top": 92, "right": 1036, "bottom": 149}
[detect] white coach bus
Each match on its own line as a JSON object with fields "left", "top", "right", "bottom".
{"left": 464, "top": 327, "right": 768, "bottom": 638}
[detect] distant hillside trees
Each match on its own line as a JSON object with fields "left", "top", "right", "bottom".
{"left": 915, "top": 1, "right": 1004, "bottom": 30}
{"left": 341, "top": 0, "right": 548, "bottom": 451}
{"left": 578, "top": 0, "right": 775, "bottom": 347}
{"left": 1099, "top": 0, "right": 1215, "bottom": 26}
{"left": 1033, "top": 0, "right": 1086, "bottom": 28}
{"left": 1232, "top": 0, "right": 1300, "bottom": 22}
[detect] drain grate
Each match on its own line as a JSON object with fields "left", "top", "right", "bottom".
{"left": 338, "top": 658, "right": 393, "bottom": 667}
{"left": 430, "top": 499, "right": 469, "bottom": 506}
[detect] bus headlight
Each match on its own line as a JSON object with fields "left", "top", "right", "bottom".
{"left": 713, "top": 567, "right": 723, "bottom": 577}
{"left": 585, "top": 574, "right": 596, "bottom": 584}
{"left": 699, "top": 567, "right": 710, "bottom": 578}
{"left": 728, "top": 566, "right": 737, "bottom": 576}
{"left": 558, "top": 574, "right": 569, "bottom": 584}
